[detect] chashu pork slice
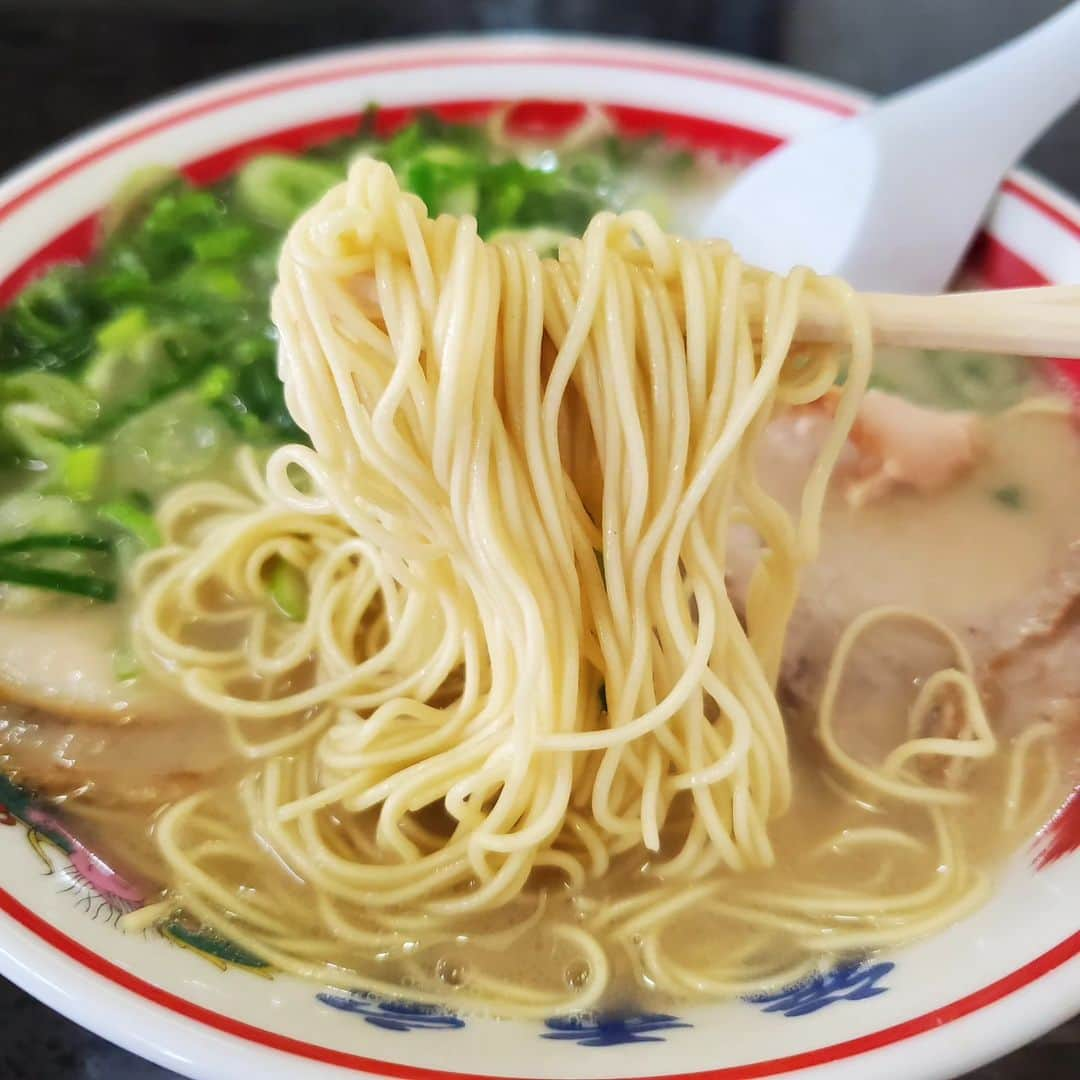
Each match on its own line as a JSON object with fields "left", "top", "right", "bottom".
{"left": 0, "top": 607, "right": 234, "bottom": 803}
{"left": 0, "top": 702, "right": 235, "bottom": 805}
{"left": 729, "top": 391, "right": 1080, "bottom": 760}
{"left": 0, "top": 607, "right": 201, "bottom": 724}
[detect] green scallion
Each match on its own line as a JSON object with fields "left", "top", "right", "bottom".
{"left": 98, "top": 500, "right": 162, "bottom": 549}
{"left": 992, "top": 484, "right": 1025, "bottom": 510}
{"left": 0, "top": 533, "right": 112, "bottom": 555}
{"left": 0, "top": 561, "right": 116, "bottom": 601}
{"left": 62, "top": 444, "right": 104, "bottom": 500}
{"left": 267, "top": 556, "right": 308, "bottom": 621}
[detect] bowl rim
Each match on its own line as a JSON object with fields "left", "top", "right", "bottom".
{"left": 0, "top": 32, "right": 1076, "bottom": 1080}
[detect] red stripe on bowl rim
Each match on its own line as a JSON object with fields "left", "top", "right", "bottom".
{"left": 0, "top": 43, "right": 854, "bottom": 231}
{"left": 0, "top": 40, "right": 1076, "bottom": 1079}
{"left": 1002, "top": 177, "right": 1080, "bottom": 241}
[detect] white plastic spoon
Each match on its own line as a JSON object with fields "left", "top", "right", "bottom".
{"left": 701, "top": 1, "right": 1080, "bottom": 293}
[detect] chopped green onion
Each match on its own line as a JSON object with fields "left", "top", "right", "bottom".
{"left": 10, "top": 272, "right": 95, "bottom": 349}
{"left": 267, "top": 556, "right": 308, "bottom": 621}
{"left": 936, "top": 352, "right": 1027, "bottom": 413}
{"left": 0, "top": 560, "right": 116, "bottom": 601}
{"left": 439, "top": 182, "right": 479, "bottom": 217}
{"left": 95, "top": 307, "right": 150, "bottom": 351}
{"left": 101, "top": 165, "right": 178, "bottom": 236}
{"left": 99, "top": 499, "right": 161, "bottom": 549}
{"left": 112, "top": 641, "right": 141, "bottom": 682}
{"left": 0, "top": 535, "right": 116, "bottom": 603}
{"left": 192, "top": 226, "right": 254, "bottom": 262}
{"left": 176, "top": 265, "right": 247, "bottom": 301}
{"left": 62, "top": 444, "right": 104, "bottom": 500}
{"left": 992, "top": 484, "right": 1025, "bottom": 510}
{"left": 235, "top": 155, "right": 344, "bottom": 228}
{"left": 0, "top": 373, "right": 98, "bottom": 471}
{"left": 415, "top": 145, "right": 474, "bottom": 168}
{"left": 0, "top": 533, "right": 112, "bottom": 555}
{"left": 197, "top": 365, "right": 236, "bottom": 404}
{"left": 663, "top": 149, "right": 695, "bottom": 177}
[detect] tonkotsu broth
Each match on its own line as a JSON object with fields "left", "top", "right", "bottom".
{"left": 58, "top": 661, "right": 1077, "bottom": 1014}
{"left": 0, "top": 115, "right": 1075, "bottom": 1017}
{"left": 51, "top": 384, "right": 1079, "bottom": 1014}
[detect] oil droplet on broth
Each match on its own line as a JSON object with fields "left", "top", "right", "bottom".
{"left": 436, "top": 957, "right": 465, "bottom": 986}
{"left": 565, "top": 961, "right": 591, "bottom": 989}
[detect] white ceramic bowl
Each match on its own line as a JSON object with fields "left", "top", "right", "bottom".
{"left": 0, "top": 35, "right": 1076, "bottom": 1080}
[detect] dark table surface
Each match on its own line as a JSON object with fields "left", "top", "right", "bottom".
{"left": 0, "top": 0, "right": 1077, "bottom": 1076}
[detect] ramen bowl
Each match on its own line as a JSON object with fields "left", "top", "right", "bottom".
{"left": 0, "top": 35, "right": 1076, "bottom": 1080}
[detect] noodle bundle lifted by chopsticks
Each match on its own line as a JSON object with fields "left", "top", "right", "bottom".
{"left": 134, "top": 158, "right": 876, "bottom": 1011}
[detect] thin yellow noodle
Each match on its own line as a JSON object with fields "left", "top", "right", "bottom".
{"left": 1001, "top": 721, "right": 1061, "bottom": 833}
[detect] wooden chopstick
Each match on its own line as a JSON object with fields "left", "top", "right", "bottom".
{"left": 794, "top": 285, "right": 1080, "bottom": 358}
{"left": 929, "top": 285, "right": 1080, "bottom": 305}
{"left": 351, "top": 269, "right": 1079, "bottom": 359}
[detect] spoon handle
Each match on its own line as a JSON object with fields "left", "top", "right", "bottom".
{"left": 705, "top": 2, "right": 1080, "bottom": 293}
{"left": 882, "top": 1, "right": 1080, "bottom": 167}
